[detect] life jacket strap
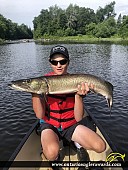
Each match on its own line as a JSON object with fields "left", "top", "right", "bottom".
{"left": 46, "top": 107, "right": 74, "bottom": 114}
{"left": 45, "top": 113, "right": 75, "bottom": 122}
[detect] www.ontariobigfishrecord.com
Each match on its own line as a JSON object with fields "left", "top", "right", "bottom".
{"left": 52, "top": 161, "right": 122, "bottom": 168}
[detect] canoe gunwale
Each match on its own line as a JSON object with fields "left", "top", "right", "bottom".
{"left": 9, "top": 120, "right": 39, "bottom": 162}
{"left": 87, "top": 109, "right": 119, "bottom": 153}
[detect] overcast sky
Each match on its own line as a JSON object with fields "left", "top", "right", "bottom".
{"left": 0, "top": 0, "right": 128, "bottom": 28}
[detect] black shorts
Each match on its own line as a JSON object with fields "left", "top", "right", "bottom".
{"left": 37, "top": 116, "right": 96, "bottom": 142}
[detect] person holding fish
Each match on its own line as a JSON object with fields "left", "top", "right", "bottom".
{"left": 32, "top": 45, "right": 106, "bottom": 170}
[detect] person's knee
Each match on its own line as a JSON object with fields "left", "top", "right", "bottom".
{"left": 93, "top": 139, "right": 106, "bottom": 153}
{"left": 41, "top": 128, "right": 60, "bottom": 160}
{"left": 43, "top": 145, "right": 60, "bottom": 161}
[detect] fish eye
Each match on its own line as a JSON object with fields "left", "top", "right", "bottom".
{"left": 22, "top": 79, "right": 31, "bottom": 84}
{"left": 27, "top": 79, "right": 31, "bottom": 83}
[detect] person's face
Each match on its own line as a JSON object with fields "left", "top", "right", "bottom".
{"left": 49, "top": 54, "right": 69, "bottom": 75}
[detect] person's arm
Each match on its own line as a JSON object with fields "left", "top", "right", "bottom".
{"left": 74, "top": 94, "right": 84, "bottom": 121}
{"left": 74, "top": 83, "right": 93, "bottom": 121}
{"left": 32, "top": 93, "right": 46, "bottom": 119}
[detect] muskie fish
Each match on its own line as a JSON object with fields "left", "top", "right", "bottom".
{"left": 9, "top": 74, "right": 113, "bottom": 108}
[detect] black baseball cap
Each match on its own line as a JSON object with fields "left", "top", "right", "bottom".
{"left": 49, "top": 45, "right": 69, "bottom": 60}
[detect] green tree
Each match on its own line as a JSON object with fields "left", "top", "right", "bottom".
{"left": 49, "top": 5, "right": 64, "bottom": 35}
{"left": 117, "top": 13, "right": 122, "bottom": 28}
{"left": 32, "top": 2, "right": 128, "bottom": 38}
{"left": 0, "top": 14, "right": 33, "bottom": 40}
{"left": 66, "top": 4, "right": 78, "bottom": 19}
{"left": 65, "top": 28, "right": 76, "bottom": 36}
{"left": 104, "top": 1, "right": 116, "bottom": 19}
{"left": 85, "top": 22, "right": 97, "bottom": 35}
{"left": 58, "top": 13, "right": 68, "bottom": 29}
{"left": 93, "top": 17, "right": 116, "bottom": 38}
{"left": 118, "top": 16, "right": 128, "bottom": 38}
{"left": 94, "top": 24, "right": 110, "bottom": 38}
{"left": 66, "top": 4, "right": 78, "bottom": 34}
{"left": 77, "top": 7, "right": 96, "bottom": 34}
{"left": 18, "top": 24, "right": 33, "bottom": 39}
{"left": 96, "top": 1, "right": 116, "bottom": 22}
{"left": 67, "top": 14, "right": 77, "bottom": 30}
{"left": 0, "top": 14, "right": 8, "bottom": 39}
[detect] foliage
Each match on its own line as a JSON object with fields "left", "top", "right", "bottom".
{"left": 0, "top": 14, "right": 33, "bottom": 40}
{"left": 33, "top": 1, "right": 128, "bottom": 39}
{"left": 93, "top": 17, "right": 117, "bottom": 38}
{"left": 33, "top": 4, "right": 97, "bottom": 38}
{"left": 96, "top": 1, "right": 116, "bottom": 23}
{"left": 118, "top": 16, "right": 128, "bottom": 38}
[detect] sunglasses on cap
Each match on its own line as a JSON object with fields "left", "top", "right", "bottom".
{"left": 49, "top": 59, "right": 68, "bottom": 66}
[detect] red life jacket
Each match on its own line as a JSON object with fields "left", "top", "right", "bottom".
{"left": 42, "top": 72, "right": 77, "bottom": 130}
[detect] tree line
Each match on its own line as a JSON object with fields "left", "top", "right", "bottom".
{"left": 0, "top": 1, "right": 128, "bottom": 40}
{"left": 0, "top": 14, "right": 33, "bottom": 40}
{"left": 33, "top": 1, "right": 128, "bottom": 39}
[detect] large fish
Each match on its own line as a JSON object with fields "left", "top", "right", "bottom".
{"left": 9, "top": 74, "right": 113, "bottom": 108}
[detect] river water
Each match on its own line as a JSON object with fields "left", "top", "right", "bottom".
{"left": 0, "top": 42, "right": 128, "bottom": 162}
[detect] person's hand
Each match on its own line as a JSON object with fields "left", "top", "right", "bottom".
{"left": 76, "top": 82, "right": 94, "bottom": 96}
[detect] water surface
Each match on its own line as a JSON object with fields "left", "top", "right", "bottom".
{"left": 0, "top": 42, "right": 128, "bottom": 162}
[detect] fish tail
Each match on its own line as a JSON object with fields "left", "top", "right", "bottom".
{"left": 106, "top": 97, "right": 112, "bottom": 109}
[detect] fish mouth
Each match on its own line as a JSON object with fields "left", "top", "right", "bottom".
{"left": 9, "top": 83, "right": 42, "bottom": 94}
{"left": 8, "top": 83, "right": 13, "bottom": 88}
{"left": 9, "top": 83, "right": 30, "bottom": 92}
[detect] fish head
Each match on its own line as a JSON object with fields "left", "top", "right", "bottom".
{"left": 9, "top": 78, "right": 47, "bottom": 94}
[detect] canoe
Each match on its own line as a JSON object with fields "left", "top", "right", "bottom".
{"left": 5, "top": 110, "right": 122, "bottom": 170}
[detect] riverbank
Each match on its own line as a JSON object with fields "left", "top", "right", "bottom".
{"left": 0, "top": 38, "right": 5, "bottom": 45}
{"left": 35, "top": 35, "right": 128, "bottom": 45}
{"left": 0, "top": 39, "right": 35, "bottom": 45}
{"left": 1, "top": 36, "right": 128, "bottom": 45}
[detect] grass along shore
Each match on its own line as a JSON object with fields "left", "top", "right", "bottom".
{"left": 36, "top": 35, "right": 128, "bottom": 45}
{"left": 1, "top": 35, "right": 128, "bottom": 45}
